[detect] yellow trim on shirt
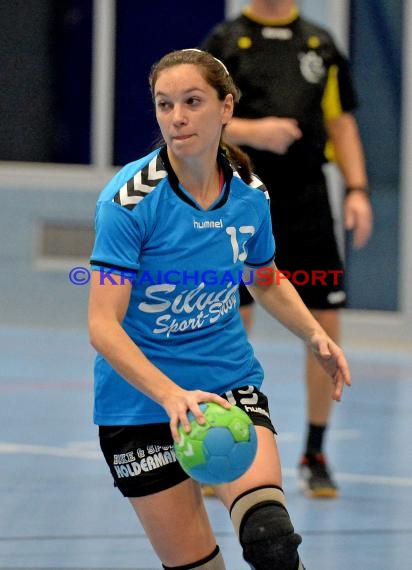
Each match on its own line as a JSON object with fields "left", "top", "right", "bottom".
{"left": 324, "top": 140, "right": 337, "bottom": 162}
{"left": 238, "top": 36, "right": 253, "bottom": 49}
{"left": 322, "top": 64, "right": 343, "bottom": 121}
{"left": 322, "top": 65, "right": 343, "bottom": 162}
{"left": 308, "top": 35, "right": 321, "bottom": 49}
{"left": 243, "top": 6, "right": 299, "bottom": 26}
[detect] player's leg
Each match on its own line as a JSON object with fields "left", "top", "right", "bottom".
{"left": 129, "top": 478, "right": 225, "bottom": 568}
{"left": 272, "top": 178, "right": 344, "bottom": 499}
{"left": 214, "top": 426, "right": 305, "bottom": 570}
{"left": 99, "top": 425, "right": 225, "bottom": 568}
{"left": 299, "top": 308, "right": 340, "bottom": 498}
{"left": 239, "top": 304, "right": 254, "bottom": 333}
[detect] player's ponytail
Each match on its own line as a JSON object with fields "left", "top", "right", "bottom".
{"left": 220, "top": 141, "right": 253, "bottom": 184}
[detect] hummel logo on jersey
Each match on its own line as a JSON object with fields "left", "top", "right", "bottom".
{"left": 193, "top": 219, "right": 224, "bottom": 229}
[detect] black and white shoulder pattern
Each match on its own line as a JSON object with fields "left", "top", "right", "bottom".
{"left": 232, "top": 170, "right": 270, "bottom": 201}
{"left": 113, "top": 154, "right": 167, "bottom": 210}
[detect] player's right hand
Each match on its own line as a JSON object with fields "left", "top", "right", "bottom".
{"left": 162, "top": 388, "right": 232, "bottom": 443}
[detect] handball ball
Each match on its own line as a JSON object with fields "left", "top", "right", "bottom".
{"left": 174, "top": 402, "right": 257, "bottom": 485}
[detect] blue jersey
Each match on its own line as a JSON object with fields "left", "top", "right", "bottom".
{"left": 91, "top": 147, "right": 275, "bottom": 425}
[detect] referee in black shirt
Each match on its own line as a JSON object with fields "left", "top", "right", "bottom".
{"left": 203, "top": 0, "right": 373, "bottom": 499}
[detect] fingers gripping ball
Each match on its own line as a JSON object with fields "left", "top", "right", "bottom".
{"left": 175, "top": 403, "right": 258, "bottom": 484}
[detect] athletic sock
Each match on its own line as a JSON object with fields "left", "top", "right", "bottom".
{"left": 304, "top": 423, "right": 326, "bottom": 456}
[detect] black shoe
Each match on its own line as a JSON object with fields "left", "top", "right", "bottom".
{"left": 298, "top": 453, "right": 339, "bottom": 498}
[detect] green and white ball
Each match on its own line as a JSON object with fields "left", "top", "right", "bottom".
{"left": 174, "top": 402, "right": 257, "bottom": 484}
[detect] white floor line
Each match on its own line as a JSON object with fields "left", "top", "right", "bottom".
{"left": 283, "top": 467, "right": 412, "bottom": 487}
{"left": 277, "top": 429, "right": 361, "bottom": 442}
{"left": 0, "top": 442, "right": 101, "bottom": 459}
{"left": 1, "top": 440, "right": 411, "bottom": 488}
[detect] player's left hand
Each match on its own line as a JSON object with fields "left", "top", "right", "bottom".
{"left": 307, "top": 334, "right": 352, "bottom": 401}
{"left": 344, "top": 190, "right": 373, "bottom": 249}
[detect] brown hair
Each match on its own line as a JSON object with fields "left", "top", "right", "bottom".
{"left": 149, "top": 49, "right": 253, "bottom": 183}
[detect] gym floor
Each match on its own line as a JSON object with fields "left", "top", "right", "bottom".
{"left": 1, "top": 318, "right": 411, "bottom": 569}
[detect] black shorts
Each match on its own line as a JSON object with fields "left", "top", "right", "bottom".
{"left": 239, "top": 283, "right": 255, "bottom": 306}
{"left": 239, "top": 236, "right": 346, "bottom": 309}
{"left": 274, "top": 225, "right": 346, "bottom": 310}
{"left": 240, "top": 180, "right": 346, "bottom": 310}
{"left": 99, "top": 386, "right": 276, "bottom": 498}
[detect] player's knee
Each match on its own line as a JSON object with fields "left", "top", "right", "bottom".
{"left": 162, "top": 545, "right": 226, "bottom": 569}
{"left": 230, "top": 486, "right": 303, "bottom": 570}
{"left": 241, "top": 504, "right": 302, "bottom": 570}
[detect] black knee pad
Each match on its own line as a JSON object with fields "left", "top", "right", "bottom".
{"left": 240, "top": 502, "right": 302, "bottom": 570}
{"left": 230, "top": 487, "right": 303, "bottom": 570}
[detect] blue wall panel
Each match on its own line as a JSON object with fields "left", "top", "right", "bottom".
{"left": 113, "top": 1, "right": 225, "bottom": 165}
{"left": 347, "top": 0, "right": 402, "bottom": 310}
